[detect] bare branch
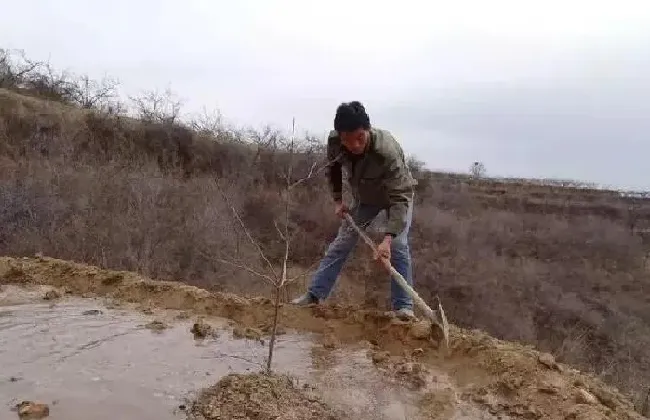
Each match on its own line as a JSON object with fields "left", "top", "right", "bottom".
{"left": 273, "top": 219, "right": 287, "bottom": 242}
{"left": 215, "top": 258, "right": 275, "bottom": 285}
{"left": 305, "top": 162, "right": 318, "bottom": 178}
{"left": 212, "top": 178, "right": 279, "bottom": 281}
{"left": 266, "top": 117, "right": 296, "bottom": 374}
{"left": 288, "top": 155, "right": 340, "bottom": 191}
{"left": 279, "top": 118, "right": 295, "bottom": 288}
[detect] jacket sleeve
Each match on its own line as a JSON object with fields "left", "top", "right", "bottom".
{"left": 379, "top": 136, "right": 414, "bottom": 236}
{"left": 326, "top": 132, "right": 343, "bottom": 202}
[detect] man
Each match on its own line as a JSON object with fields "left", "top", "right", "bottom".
{"left": 291, "top": 101, "right": 418, "bottom": 320}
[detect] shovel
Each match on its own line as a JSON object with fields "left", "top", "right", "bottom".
{"left": 343, "top": 213, "right": 450, "bottom": 348}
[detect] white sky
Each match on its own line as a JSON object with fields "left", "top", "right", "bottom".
{"left": 2, "top": 0, "right": 650, "bottom": 189}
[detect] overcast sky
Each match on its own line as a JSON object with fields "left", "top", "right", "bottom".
{"left": 2, "top": 0, "right": 649, "bottom": 190}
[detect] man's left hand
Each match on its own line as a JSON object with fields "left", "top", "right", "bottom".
{"left": 375, "top": 235, "right": 392, "bottom": 262}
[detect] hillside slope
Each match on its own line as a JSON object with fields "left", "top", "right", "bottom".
{"left": 0, "top": 256, "right": 647, "bottom": 420}
{"left": 0, "top": 84, "right": 649, "bottom": 410}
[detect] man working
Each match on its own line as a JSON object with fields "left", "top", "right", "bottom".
{"left": 291, "top": 101, "right": 418, "bottom": 320}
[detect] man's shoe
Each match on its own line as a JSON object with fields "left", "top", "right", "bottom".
{"left": 291, "top": 292, "right": 319, "bottom": 306}
{"left": 395, "top": 307, "right": 416, "bottom": 321}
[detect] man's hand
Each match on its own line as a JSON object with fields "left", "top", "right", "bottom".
{"left": 334, "top": 201, "right": 349, "bottom": 219}
{"left": 375, "top": 235, "right": 392, "bottom": 262}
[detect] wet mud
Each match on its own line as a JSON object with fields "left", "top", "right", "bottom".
{"left": 0, "top": 256, "right": 644, "bottom": 420}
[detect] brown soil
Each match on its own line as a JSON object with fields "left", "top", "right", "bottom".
{"left": 187, "top": 373, "right": 344, "bottom": 420}
{"left": 0, "top": 256, "right": 645, "bottom": 420}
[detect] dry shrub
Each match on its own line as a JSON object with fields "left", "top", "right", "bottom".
{"left": 410, "top": 201, "right": 650, "bottom": 402}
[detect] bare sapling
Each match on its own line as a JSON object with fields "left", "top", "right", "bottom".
{"left": 214, "top": 117, "right": 336, "bottom": 373}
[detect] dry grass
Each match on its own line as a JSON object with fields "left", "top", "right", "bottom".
{"left": 1, "top": 55, "right": 650, "bottom": 409}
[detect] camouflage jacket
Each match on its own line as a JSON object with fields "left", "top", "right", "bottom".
{"left": 326, "top": 127, "right": 417, "bottom": 236}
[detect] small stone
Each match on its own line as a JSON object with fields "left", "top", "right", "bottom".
{"left": 589, "top": 387, "right": 618, "bottom": 409}
{"left": 370, "top": 350, "right": 390, "bottom": 364}
{"left": 412, "top": 348, "right": 424, "bottom": 356}
{"left": 382, "top": 310, "right": 396, "bottom": 319}
{"left": 410, "top": 320, "right": 432, "bottom": 339}
{"left": 575, "top": 388, "right": 597, "bottom": 405}
{"left": 16, "top": 401, "right": 50, "bottom": 419}
{"left": 537, "top": 352, "right": 557, "bottom": 369}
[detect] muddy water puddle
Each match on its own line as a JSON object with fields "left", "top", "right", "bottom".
{"left": 0, "top": 285, "right": 493, "bottom": 420}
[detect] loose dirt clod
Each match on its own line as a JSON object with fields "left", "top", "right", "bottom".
{"left": 537, "top": 352, "right": 558, "bottom": 370}
{"left": 232, "top": 326, "right": 262, "bottom": 341}
{"left": 15, "top": 401, "right": 49, "bottom": 419}
{"left": 191, "top": 318, "right": 217, "bottom": 339}
{"left": 369, "top": 349, "right": 390, "bottom": 364}
{"left": 42, "top": 289, "right": 60, "bottom": 301}
{"left": 187, "top": 372, "right": 344, "bottom": 420}
{"left": 576, "top": 388, "right": 598, "bottom": 405}
{"left": 410, "top": 320, "right": 432, "bottom": 340}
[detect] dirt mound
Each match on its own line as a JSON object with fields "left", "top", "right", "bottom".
{"left": 0, "top": 256, "right": 645, "bottom": 420}
{"left": 187, "top": 372, "right": 343, "bottom": 420}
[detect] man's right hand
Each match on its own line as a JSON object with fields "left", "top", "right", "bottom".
{"left": 334, "top": 201, "right": 349, "bottom": 219}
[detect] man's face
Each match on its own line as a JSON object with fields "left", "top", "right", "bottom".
{"left": 340, "top": 128, "right": 369, "bottom": 155}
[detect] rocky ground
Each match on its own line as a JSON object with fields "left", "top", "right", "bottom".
{"left": 1, "top": 255, "right": 646, "bottom": 420}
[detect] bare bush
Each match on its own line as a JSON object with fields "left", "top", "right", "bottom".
{"left": 470, "top": 161, "right": 486, "bottom": 178}
{"left": 69, "top": 73, "right": 120, "bottom": 110}
{"left": 214, "top": 118, "right": 326, "bottom": 372}
{"left": 189, "top": 106, "right": 224, "bottom": 138}
{"left": 129, "top": 86, "right": 183, "bottom": 125}
{"left": 0, "top": 48, "right": 41, "bottom": 89}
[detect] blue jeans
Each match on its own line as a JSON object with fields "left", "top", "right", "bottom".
{"left": 308, "top": 200, "right": 414, "bottom": 311}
